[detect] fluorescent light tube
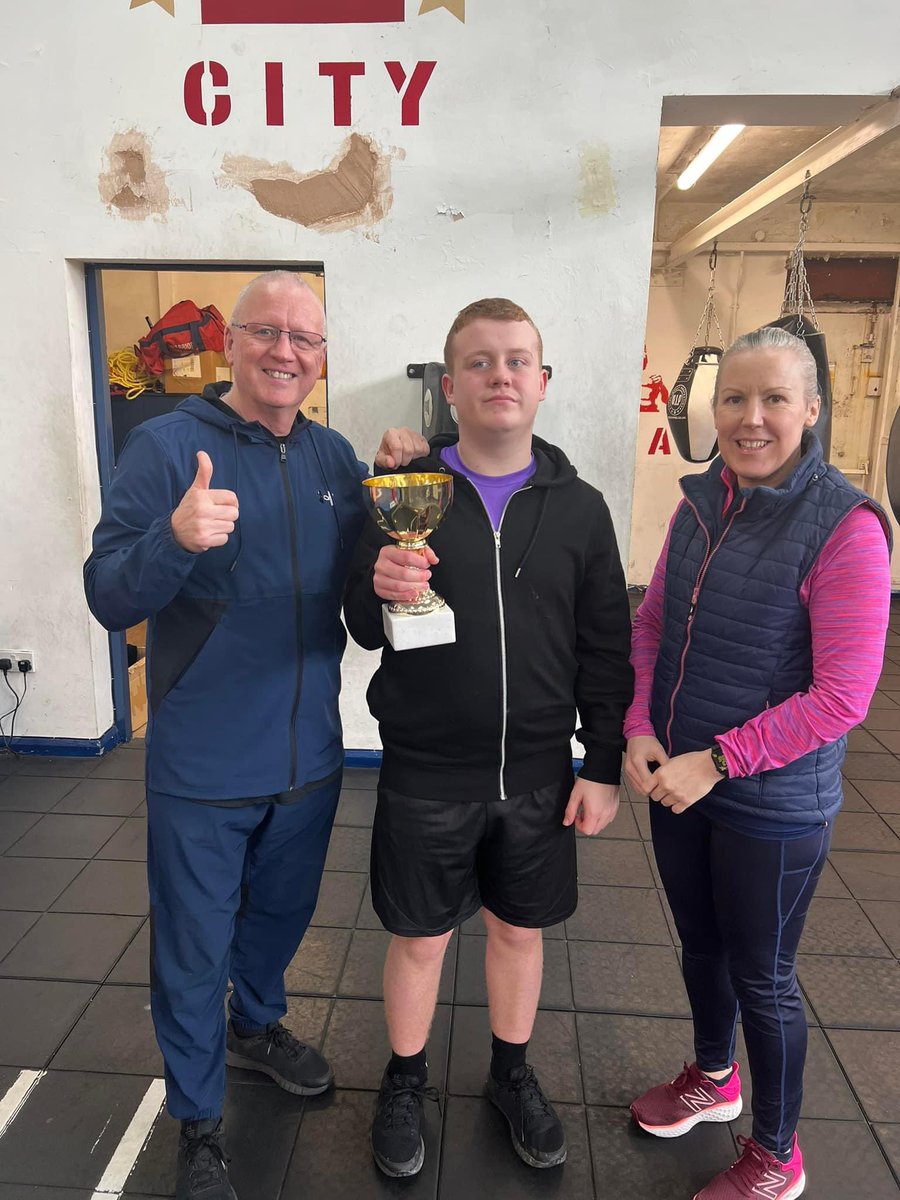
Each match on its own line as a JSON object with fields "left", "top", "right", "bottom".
{"left": 676, "top": 125, "right": 745, "bottom": 191}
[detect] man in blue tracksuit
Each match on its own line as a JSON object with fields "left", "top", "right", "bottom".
{"left": 84, "top": 271, "right": 425, "bottom": 1200}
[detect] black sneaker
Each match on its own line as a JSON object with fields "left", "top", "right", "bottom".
{"left": 371, "top": 1069, "right": 441, "bottom": 1178}
{"left": 176, "top": 1118, "right": 237, "bottom": 1200}
{"left": 225, "top": 1021, "right": 333, "bottom": 1095}
{"left": 484, "top": 1064, "right": 567, "bottom": 1168}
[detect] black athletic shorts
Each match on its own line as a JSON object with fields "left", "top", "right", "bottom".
{"left": 370, "top": 772, "right": 578, "bottom": 937}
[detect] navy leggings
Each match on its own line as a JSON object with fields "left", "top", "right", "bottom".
{"left": 649, "top": 800, "right": 831, "bottom": 1156}
{"left": 147, "top": 777, "right": 341, "bottom": 1120}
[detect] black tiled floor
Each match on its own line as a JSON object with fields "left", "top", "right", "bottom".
{"left": 826, "top": 1030, "right": 900, "bottom": 1123}
{"left": 800, "top": 895, "right": 894, "bottom": 957}
{"left": 0, "top": 912, "right": 143, "bottom": 981}
{"left": 0, "top": 603, "right": 899, "bottom": 1200}
{"left": 94, "top": 816, "right": 147, "bottom": 861}
{"left": 586, "top": 1106, "right": 735, "bottom": 1199}
{"left": 310, "top": 869, "right": 368, "bottom": 928}
{"left": 0, "top": 774, "right": 79, "bottom": 812}
{"left": 51, "top": 777, "right": 145, "bottom": 817}
{"left": 853, "top": 778, "right": 900, "bottom": 813}
{"left": 798, "top": 954, "right": 900, "bottom": 1028}
{"left": 0, "top": 1070, "right": 151, "bottom": 1188}
{"left": 50, "top": 859, "right": 149, "bottom": 916}
{"left": 569, "top": 941, "right": 690, "bottom": 1016}
{"left": 0, "top": 810, "right": 40, "bottom": 853}
{"left": 733, "top": 1114, "right": 900, "bottom": 1199}
{"left": 50, "top": 984, "right": 161, "bottom": 1075}
{"left": 0, "top": 979, "right": 95, "bottom": 1067}
{"left": 284, "top": 1087, "right": 443, "bottom": 1199}
{"left": 8, "top": 812, "right": 125, "bottom": 858}
{"left": 323, "top": 998, "right": 451, "bottom": 1092}
{"left": 443, "top": 1098, "right": 595, "bottom": 1199}
{"left": 861, "top": 900, "right": 900, "bottom": 955}
{"left": 0, "top": 910, "right": 38, "bottom": 959}
{"left": 107, "top": 919, "right": 151, "bottom": 984}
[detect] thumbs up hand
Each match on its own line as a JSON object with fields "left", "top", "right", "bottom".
{"left": 171, "top": 451, "right": 240, "bottom": 553}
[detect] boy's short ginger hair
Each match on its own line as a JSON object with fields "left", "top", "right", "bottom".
{"left": 443, "top": 298, "right": 543, "bottom": 373}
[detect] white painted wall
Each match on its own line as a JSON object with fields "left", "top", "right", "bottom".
{"left": 2, "top": 0, "right": 900, "bottom": 743}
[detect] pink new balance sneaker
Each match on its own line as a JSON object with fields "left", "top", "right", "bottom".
{"left": 630, "top": 1061, "right": 742, "bottom": 1137}
{"left": 693, "top": 1133, "right": 805, "bottom": 1199}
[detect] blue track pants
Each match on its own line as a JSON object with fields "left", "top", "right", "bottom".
{"left": 146, "top": 777, "right": 340, "bottom": 1120}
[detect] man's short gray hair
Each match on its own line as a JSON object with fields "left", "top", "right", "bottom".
{"left": 231, "top": 271, "right": 325, "bottom": 331}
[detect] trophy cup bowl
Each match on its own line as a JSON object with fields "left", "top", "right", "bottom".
{"left": 362, "top": 472, "right": 456, "bottom": 650}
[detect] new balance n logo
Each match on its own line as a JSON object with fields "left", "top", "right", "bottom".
{"left": 752, "top": 1169, "right": 788, "bottom": 1199}
{"left": 679, "top": 1086, "right": 716, "bottom": 1113}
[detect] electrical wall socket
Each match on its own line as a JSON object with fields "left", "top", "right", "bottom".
{"left": 0, "top": 650, "right": 35, "bottom": 673}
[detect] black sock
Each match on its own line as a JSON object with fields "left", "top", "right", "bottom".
{"left": 700, "top": 1064, "right": 734, "bottom": 1088}
{"left": 388, "top": 1047, "right": 427, "bottom": 1081}
{"left": 490, "top": 1033, "right": 528, "bottom": 1081}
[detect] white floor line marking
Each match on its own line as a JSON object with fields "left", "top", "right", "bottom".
{"left": 91, "top": 1115, "right": 113, "bottom": 1154}
{"left": 0, "top": 1069, "right": 45, "bottom": 1139}
{"left": 90, "top": 1077, "right": 166, "bottom": 1199}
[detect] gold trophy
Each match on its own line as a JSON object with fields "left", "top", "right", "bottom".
{"left": 363, "top": 472, "right": 455, "bottom": 651}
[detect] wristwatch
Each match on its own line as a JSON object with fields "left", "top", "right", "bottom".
{"left": 710, "top": 743, "right": 729, "bottom": 778}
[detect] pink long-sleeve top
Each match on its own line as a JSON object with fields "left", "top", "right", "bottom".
{"left": 625, "top": 488, "right": 892, "bottom": 781}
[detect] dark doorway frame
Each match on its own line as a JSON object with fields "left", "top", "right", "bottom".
{"left": 84, "top": 261, "right": 325, "bottom": 745}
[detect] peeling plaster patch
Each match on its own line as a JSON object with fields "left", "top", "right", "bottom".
{"left": 437, "top": 204, "right": 465, "bottom": 222}
{"left": 99, "top": 130, "right": 169, "bottom": 220}
{"left": 578, "top": 144, "right": 617, "bottom": 218}
{"left": 221, "top": 133, "right": 392, "bottom": 231}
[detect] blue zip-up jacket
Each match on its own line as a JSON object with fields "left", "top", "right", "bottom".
{"left": 84, "top": 385, "right": 368, "bottom": 801}
{"left": 649, "top": 433, "right": 891, "bottom": 830}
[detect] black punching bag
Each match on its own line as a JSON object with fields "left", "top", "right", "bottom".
{"left": 887, "top": 405, "right": 900, "bottom": 525}
{"left": 420, "top": 362, "right": 457, "bottom": 439}
{"left": 667, "top": 346, "right": 721, "bottom": 463}
{"left": 766, "top": 314, "right": 832, "bottom": 457}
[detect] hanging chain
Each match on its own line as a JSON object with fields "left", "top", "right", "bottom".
{"left": 691, "top": 240, "right": 725, "bottom": 350}
{"left": 781, "top": 172, "right": 819, "bottom": 328}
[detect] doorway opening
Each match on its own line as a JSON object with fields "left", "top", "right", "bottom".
{"left": 86, "top": 262, "right": 325, "bottom": 741}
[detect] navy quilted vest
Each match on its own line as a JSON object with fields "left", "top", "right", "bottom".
{"left": 650, "top": 434, "right": 889, "bottom": 828}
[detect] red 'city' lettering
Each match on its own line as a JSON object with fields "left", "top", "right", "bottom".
{"left": 265, "top": 62, "right": 285, "bottom": 126}
{"left": 385, "top": 61, "right": 437, "bottom": 126}
{"left": 319, "top": 62, "right": 367, "bottom": 126}
{"left": 184, "top": 60, "right": 232, "bottom": 126}
{"left": 183, "top": 60, "right": 438, "bottom": 128}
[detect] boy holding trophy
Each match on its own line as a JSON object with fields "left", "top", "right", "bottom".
{"left": 343, "top": 298, "right": 633, "bottom": 1177}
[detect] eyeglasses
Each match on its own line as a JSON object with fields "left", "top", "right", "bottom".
{"left": 232, "top": 323, "right": 327, "bottom": 352}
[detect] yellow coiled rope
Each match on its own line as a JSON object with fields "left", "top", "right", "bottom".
{"left": 108, "top": 348, "right": 160, "bottom": 400}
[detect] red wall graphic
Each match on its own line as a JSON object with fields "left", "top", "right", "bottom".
{"left": 640, "top": 345, "right": 672, "bottom": 454}
{"left": 201, "top": 0, "right": 405, "bottom": 22}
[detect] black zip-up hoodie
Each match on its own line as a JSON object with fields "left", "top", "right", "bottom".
{"left": 342, "top": 435, "right": 634, "bottom": 802}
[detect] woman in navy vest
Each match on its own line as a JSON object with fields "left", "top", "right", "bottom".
{"left": 624, "top": 327, "right": 892, "bottom": 1200}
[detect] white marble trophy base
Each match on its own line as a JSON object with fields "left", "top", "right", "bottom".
{"left": 383, "top": 604, "right": 456, "bottom": 651}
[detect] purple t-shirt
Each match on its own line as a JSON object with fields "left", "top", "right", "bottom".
{"left": 440, "top": 443, "right": 536, "bottom": 530}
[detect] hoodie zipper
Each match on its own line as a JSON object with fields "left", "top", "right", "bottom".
{"left": 279, "top": 439, "right": 304, "bottom": 790}
{"left": 663, "top": 495, "right": 747, "bottom": 755}
{"left": 474, "top": 483, "right": 532, "bottom": 801}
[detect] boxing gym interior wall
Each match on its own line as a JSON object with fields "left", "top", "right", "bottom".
{"left": 2, "top": 3, "right": 900, "bottom": 750}
{"left": 630, "top": 97, "right": 900, "bottom": 587}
